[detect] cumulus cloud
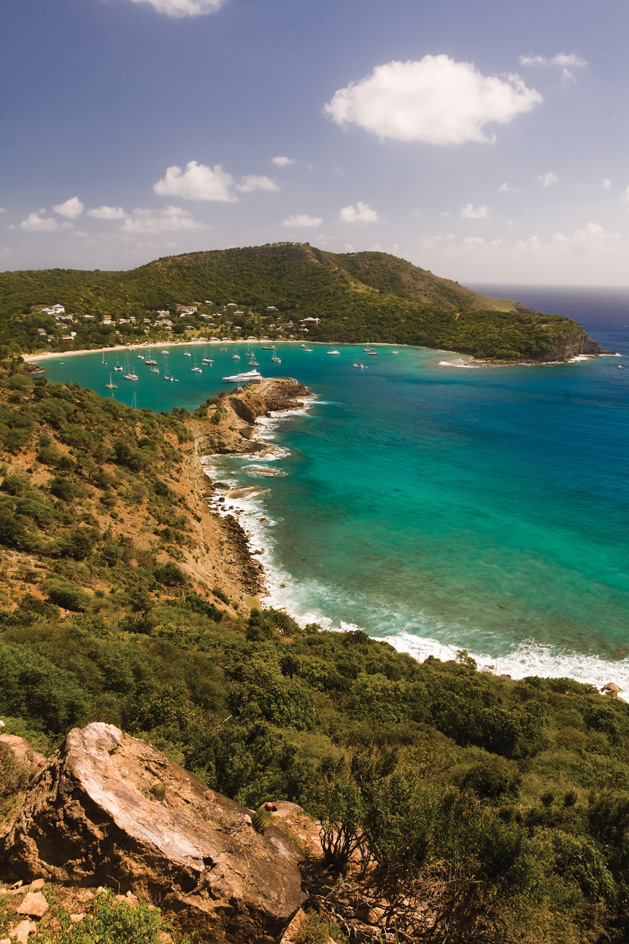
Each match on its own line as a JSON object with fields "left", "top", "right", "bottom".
{"left": 498, "top": 182, "right": 519, "bottom": 192}
{"left": 460, "top": 203, "right": 490, "bottom": 219}
{"left": 20, "top": 210, "right": 58, "bottom": 232}
{"left": 282, "top": 214, "right": 323, "bottom": 228}
{"left": 338, "top": 201, "right": 379, "bottom": 223}
{"left": 272, "top": 156, "right": 296, "bottom": 167}
{"left": 602, "top": 179, "right": 612, "bottom": 189}
{"left": 124, "top": 0, "right": 227, "bottom": 18}
{"left": 53, "top": 196, "right": 84, "bottom": 219}
{"left": 87, "top": 206, "right": 127, "bottom": 220}
{"left": 236, "top": 175, "right": 279, "bottom": 193}
{"left": 121, "top": 205, "right": 204, "bottom": 234}
{"left": 323, "top": 55, "right": 542, "bottom": 145}
{"left": 154, "top": 161, "right": 236, "bottom": 202}
{"left": 537, "top": 172, "right": 558, "bottom": 187}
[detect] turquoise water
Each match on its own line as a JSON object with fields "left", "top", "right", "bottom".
{"left": 34, "top": 288, "right": 629, "bottom": 686}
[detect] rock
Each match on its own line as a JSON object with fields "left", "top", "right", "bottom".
{"left": 280, "top": 908, "right": 308, "bottom": 944}
{"left": 70, "top": 914, "right": 85, "bottom": 923}
{"left": 0, "top": 736, "right": 46, "bottom": 770}
{"left": 272, "top": 802, "right": 323, "bottom": 859}
{"left": 9, "top": 921, "right": 36, "bottom": 944}
{"left": 16, "top": 892, "right": 48, "bottom": 918}
{"left": 27, "top": 881, "right": 44, "bottom": 893}
{"left": 602, "top": 682, "right": 622, "bottom": 696}
{"left": 2, "top": 723, "right": 305, "bottom": 944}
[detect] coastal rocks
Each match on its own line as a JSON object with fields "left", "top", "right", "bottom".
{"left": 2, "top": 723, "right": 306, "bottom": 943}
{"left": 601, "top": 682, "right": 627, "bottom": 703}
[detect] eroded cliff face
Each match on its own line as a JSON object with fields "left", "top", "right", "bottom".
{"left": 190, "top": 378, "right": 311, "bottom": 457}
{"left": 2, "top": 724, "right": 306, "bottom": 944}
{"left": 539, "top": 328, "right": 604, "bottom": 361}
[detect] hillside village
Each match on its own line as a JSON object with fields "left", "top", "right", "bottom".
{"left": 31, "top": 299, "right": 322, "bottom": 351}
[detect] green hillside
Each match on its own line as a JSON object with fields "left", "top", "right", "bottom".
{"left": 0, "top": 243, "right": 600, "bottom": 362}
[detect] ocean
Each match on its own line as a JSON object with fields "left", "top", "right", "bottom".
{"left": 36, "top": 285, "right": 629, "bottom": 689}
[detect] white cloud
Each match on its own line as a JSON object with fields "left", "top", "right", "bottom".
{"left": 154, "top": 161, "right": 236, "bottom": 202}
{"left": 519, "top": 52, "right": 587, "bottom": 83}
{"left": 323, "top": 55, "right": 542, "bottom": 145}
{"left": 282, "top": 214, "right": 323, "bottom": 228}
{"left": 53, "top": 196, "right": 84, "bottom": 219}
{"left": 0, "top": 208, "right": 6, "bottom": 214}
{"left": 516, "top": 222, "right": 621, "bottom": 257}
{"left": 498, "top": 182, "right": 519, "bottom": 192}
{"left": 460, "top": 203, "right": 490, "bottom": 219}
{"left": 602, "top": 179, "right": 612, "bottom": 190}
{"left": 537, "top": 172, "right": 558, "bottom": 187}
{"left": 338, "top": 201, "right": 379, "bottom": 223}
{"left": 417, "top": 222, "right": 625, "bottom": 279}
{"left": 124, "top": 0, "right": 227, "bottom": 18}
{"left": 368, "top": 243, "right": 384, "bottom": 252}
{"left": 87, "top": 206, "right": 127, "bottom": 220}
{"left": 19, "top": 211, "right": 58, "bottom": 232}
{"left": 343, "top": 243, "right": 355, "bottom": 252}
{"left": 624, "top": 185, "right": 629, "bottom": 203}
{"left": 271, "top": 156, "right": 296, "bottom": 167}
{"left": 121, "top": 205, "right": 204, "bottom": 234}
{"left": 236, "top": 175, "right": 279, "bottom": 193}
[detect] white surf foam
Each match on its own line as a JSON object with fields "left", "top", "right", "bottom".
{"left": 438, "top": 359, "right": 479, "bottom": 369}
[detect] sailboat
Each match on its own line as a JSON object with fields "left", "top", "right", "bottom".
{"left": 123, "top": 355, "right": 138, "bottom": 381}
{"left": 106, "top": 372, "right": 117, "bottom": 389}
{"left": 191, "top": 355, "right": 202, "bottom": 373}
{"left": 271, "top": 346, "right": 281, "bottom": 363}
{"left": 114, "top": 358, "right": 123, "bottom": 372}
{"left": 101, "top": 353, "right": 107, "bottom": 365}
{"left": 145, "top": 346, "right": 158, "bottom": 366}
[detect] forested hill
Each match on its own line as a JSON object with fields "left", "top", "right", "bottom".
{"left": 0, "top": 243, "right": 601, "bottom": 361}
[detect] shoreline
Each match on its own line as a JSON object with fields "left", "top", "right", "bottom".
{"left": 196, "top": 382, "right": 626, "bottom": 698}
{"left": 22, "top": 338, "right": 615, "bottom": 368}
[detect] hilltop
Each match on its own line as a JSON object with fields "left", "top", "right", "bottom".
{"left": 0, "top": 243, "right": 602, "bottom": 362}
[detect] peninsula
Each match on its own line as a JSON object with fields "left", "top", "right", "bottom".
{"left": 0, "top": 243, "right": 603, "bottom": 363}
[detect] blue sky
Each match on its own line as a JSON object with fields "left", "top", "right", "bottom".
{"left": 2, "top": 0, "right": 628, "bottom": 284}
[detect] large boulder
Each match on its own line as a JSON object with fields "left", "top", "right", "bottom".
{"left": 2, "top": 723, "right": 306, "bottom": 943}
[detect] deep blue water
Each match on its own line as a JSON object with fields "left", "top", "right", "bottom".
{"left": 35, "top": 286, "right": 629, "bottom": 686}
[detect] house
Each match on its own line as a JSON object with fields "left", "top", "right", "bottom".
{"left": 42, "top": 304, "right": 66, "bottom": 316}
{"left": 266, "top": 306, "right": 277, "bottom": 312}
{"left": 37, "top": 328, "right": 47, "bottom": 336}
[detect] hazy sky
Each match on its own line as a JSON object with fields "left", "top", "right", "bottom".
{"left": 2, "top": 0, "right": 628, "bottom": 284}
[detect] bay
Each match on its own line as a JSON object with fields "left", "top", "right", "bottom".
{"left": 35, "top": 286, "right": 629, "bottom": 687}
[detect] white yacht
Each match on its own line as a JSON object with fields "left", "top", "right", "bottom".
{"left": 222, "top": 369, "right": 263, "bottom": 383}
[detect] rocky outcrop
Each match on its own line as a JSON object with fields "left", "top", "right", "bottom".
{"left": 191, "top": 378, "right": 311, "bottom": 458}
{"left": 0, "top": 736, "right": 46, "bottom": 770}
{"left": 2, "top": 723, "right": 306, "bottom": 943}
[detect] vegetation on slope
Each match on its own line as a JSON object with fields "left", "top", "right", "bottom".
{"left": 0, "top": 368, "right": 627, "bottom": 943}
{"left": 0, "top": 243, "right": 598, "bottom": 361}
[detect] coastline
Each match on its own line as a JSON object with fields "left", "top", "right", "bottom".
{"left": 186, "top": 377, "right": 313, "bottom": 610}
{"left": 22, "top": 338, "right": 615, "bottom": 369}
